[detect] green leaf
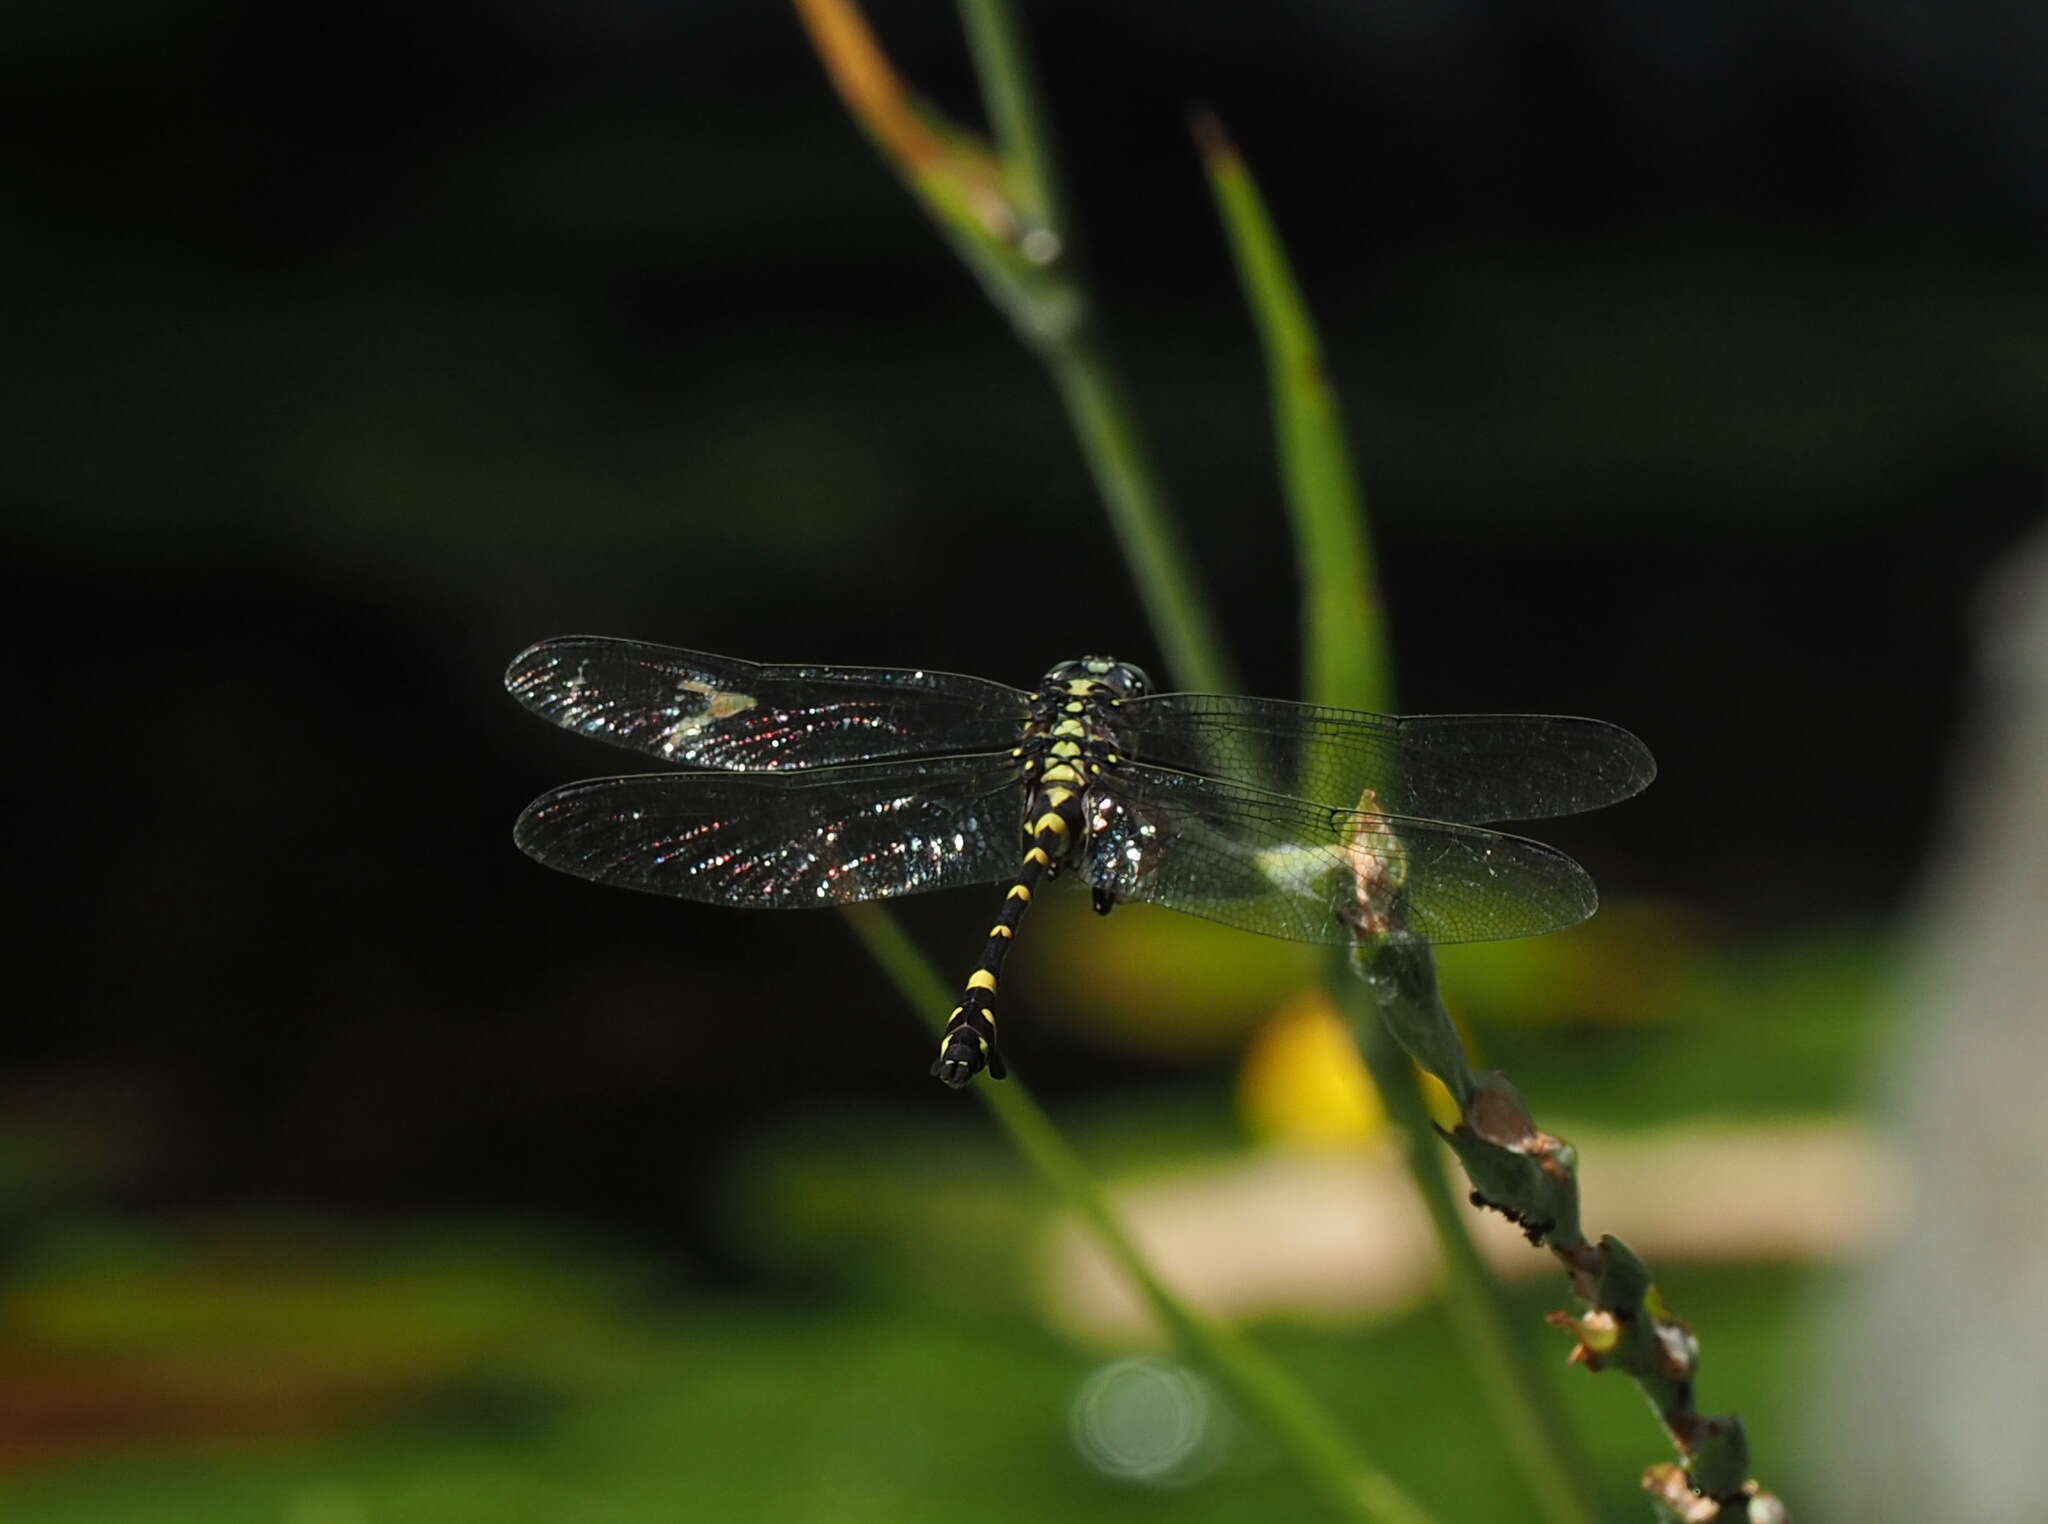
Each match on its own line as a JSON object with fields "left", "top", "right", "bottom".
{"left": 1203, "top": 116, "right": 1601, "bottom": 1524}
{"left": 1195, "top": 113, "right": 1390, "bottom": 715}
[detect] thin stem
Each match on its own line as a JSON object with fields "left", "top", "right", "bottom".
{"left": 1042, "top": 336, "right": 1236, "bottom": 695}
{"left": 1199, "top": 113, "right": 1598, "bottom": 1522}
{"left": 1364, "top": 939, "right": 1773, "bottom": 1513}
{"left": 942, "top": 12, "right": 1589, "bottom": 1515}
{"left": 803, "top": 8, "right": 1472, "bottom": 1519}
{"left": 1196, "top": 115, "right": 1389, "bottom": 715}
{"left": 952, "top": 0, "right": 1233, "bottom": 694}
{"left": 801, "top": 0, "right": 1233, "bottom": 696}
{"left": 1347, "top": 979, "right": 1600, "bottom": 1524}
{"left": 956, "top": 0, "right": 1060, "bottom": 231}
{"left": 842, "top": 904, "right": 1436, "bottom": 1524}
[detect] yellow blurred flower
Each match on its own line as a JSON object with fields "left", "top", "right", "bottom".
{"left": 1240, "top": 989, "right": 1465, "bottom": 1148}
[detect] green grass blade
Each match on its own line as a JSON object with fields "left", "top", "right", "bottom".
{"left": 840, "top": 904, "right": 1436, "bottom": 1524}
{"left": 1040, "top": 335, "right": 1236, "bottom": 695}
{"left": 1193, "top": 114, "right": 1389, "bottom": 714}
{"left": 805, "top": 7, "right": 1462, "bottom": 1516}
{"left": 1198, "top": 115, "right": 1602, "bottom": 1524}
{"left": 957, "top": 0, "right": 1060, "bottom": 231}
{"left": 797, "top": 0, "right": 1234, "bottom": 694}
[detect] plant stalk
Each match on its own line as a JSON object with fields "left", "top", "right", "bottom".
{"left": 1347, "top": 976, "right": 1600, "bottom": 1524}
{"left": 1199, "top": 113, "right": 1600, "bottom": 1523}
{"left": 843, "top": 905, "right": 1434, "bottom": 1524}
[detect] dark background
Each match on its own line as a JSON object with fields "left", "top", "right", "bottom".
{"left": 2, "top": 3, "right": 2042, "bottom": 1502}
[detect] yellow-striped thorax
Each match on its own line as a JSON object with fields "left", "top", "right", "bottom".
{"left": 1017, "top": 655, "right": 1151, "bottom": 843}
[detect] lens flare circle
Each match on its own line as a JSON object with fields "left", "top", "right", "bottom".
{"left": 1069, "top": 1356, "right": 1225, "bottom": 1487}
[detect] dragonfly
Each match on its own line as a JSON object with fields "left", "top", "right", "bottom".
{"left": 506, "top": 639, "right": 1654, "bottom": 1088}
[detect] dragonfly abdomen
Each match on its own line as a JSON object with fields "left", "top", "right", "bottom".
{"left": 930, "top": 769, "right": 1088, "bottom": 1089}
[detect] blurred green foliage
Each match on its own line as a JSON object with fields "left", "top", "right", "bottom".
{"left": 2, "top": 1245, "right": 1816, "bottom": 1524}
{"left": 0, "top": 933, "right": 1879, "bottom": 1520}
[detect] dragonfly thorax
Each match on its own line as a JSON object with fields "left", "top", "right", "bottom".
{"left": 1016, "top": 660, "right": 1141, "bottom": 867}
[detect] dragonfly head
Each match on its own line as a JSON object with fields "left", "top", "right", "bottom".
{"left": 1043, "top": 656, "right": 1151, "bottom": 700}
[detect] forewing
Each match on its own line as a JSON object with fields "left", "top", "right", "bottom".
{"left": 1084, "top": 763, "right": 1597, "bottom": 945}
{"left": 515, "top": 754, "right": 1024, "bottom": 908}
{"left": 506, "top": 637, "right": 1032, "bottom": 770}
{"left": 1112, "top": 694, "right": 1654, "bottom": 823}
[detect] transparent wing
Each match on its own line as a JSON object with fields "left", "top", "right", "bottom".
{"left": 506, "top": 637, "right": 1033, "bottom": 771}
{"left": 1111, "top": 694, "right": 1655, "bottom": 823}
{"left": 1083, "top": 762, "right": 1597, "bottom": 945}
{"left": 515, "top": 754, "right": 1024, "bottom": 908}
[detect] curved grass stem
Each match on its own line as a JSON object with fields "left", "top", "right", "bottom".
{"left": 1040, "top": 335, "right": 1235, "bottom": 696}
{"left": 1201, "top": 113, "right": 1600, "bottom": 1524}
{"left": 956, "top": 0, "right": 1060, "bottom": 232}
{"left": 796, "top": 0, "right": 1232, "bottom": 694}
{"left": 842, "top": 904, "right": 1436, "bottom": 1524}
{"left": 802, "top": 4, "right": 1587, "bottom": 1519}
